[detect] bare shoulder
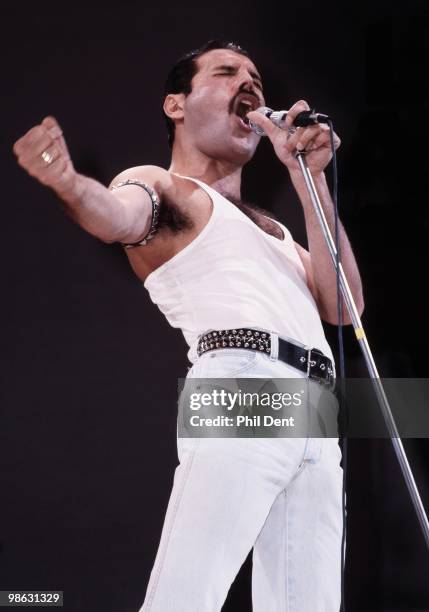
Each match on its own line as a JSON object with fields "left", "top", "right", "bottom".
{"left": 107, "top": 166, "right": 213, "bottom": 282}
{"left": 108, "top": 165, "right": 208, "bottom": 212}
{"left": 108, "top": 164, "right": 172, "bottom": 194}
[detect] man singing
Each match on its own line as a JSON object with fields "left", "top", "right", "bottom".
{"left": 13, "top": 40, "right": 364, "bottom": 611}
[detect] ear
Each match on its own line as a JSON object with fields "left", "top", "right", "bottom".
{"left": 163, "top": 93, "right": 185, "bottom": 121}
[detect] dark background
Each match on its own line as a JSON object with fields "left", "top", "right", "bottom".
{"left": 1, "top": 0, "right": 429, "bottom": 610}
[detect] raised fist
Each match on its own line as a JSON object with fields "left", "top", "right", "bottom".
{"left": 13, "top": 116, "right": 77, "bottom": 195}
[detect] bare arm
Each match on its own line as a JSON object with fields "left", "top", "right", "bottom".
{"left": 53, "top": 173, "right": 153, "bottom": 245}
{"left": 12, "top": 116, "right": 157, "bottom": 244}
{"left": 247, "top": 100, "right": 365, "bottom": 326}
{"left": 292, "top": 171, "right": 364, "bottom": 325}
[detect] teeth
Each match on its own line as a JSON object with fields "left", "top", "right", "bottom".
{"left": 236, "top": 99, "right": 255, "bottom": 118}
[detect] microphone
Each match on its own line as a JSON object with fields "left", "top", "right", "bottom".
{"left": 244, "top": 106, "right": 331, "bottom": 136}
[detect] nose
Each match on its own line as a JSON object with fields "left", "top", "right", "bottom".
{"left": 235, "top": 69, "right": 263, "bottom": 104}
{"left": 236, "top": 68, "right": 256, "bottom": 91}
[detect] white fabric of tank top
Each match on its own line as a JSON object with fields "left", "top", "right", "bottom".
{"left": 143, "top": 174, "right": 335, "bottom": 367}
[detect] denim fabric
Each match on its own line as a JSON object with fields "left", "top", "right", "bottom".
{"left": 139, "top": 349, "right": 343, "bottom": 611}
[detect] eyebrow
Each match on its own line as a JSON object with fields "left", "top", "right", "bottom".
{"left": 212, "top": 64, "right": 263, "bottom": 86}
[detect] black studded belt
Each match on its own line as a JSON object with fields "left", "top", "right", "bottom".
{"left": 196, "top": 328, "right": 335, "bottom": 387}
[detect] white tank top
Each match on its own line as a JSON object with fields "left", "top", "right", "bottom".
{"left": 143, "top": 174, "right": 335, "bottom": 366}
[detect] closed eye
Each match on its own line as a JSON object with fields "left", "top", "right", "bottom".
{"left": 214, "top": 73, "right": 263, "bottom": 91}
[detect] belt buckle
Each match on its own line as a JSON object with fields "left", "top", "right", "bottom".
{"left": 306, "top": 347, "right": 315, "bottom": 377}
{"left": 306, "top": 347, "right": 329, "bottom": 386}
{"left": 306, "top": 348, "right": 310, "bottom": 376}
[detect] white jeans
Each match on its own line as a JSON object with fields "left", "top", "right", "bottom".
{"left": 139, "top": 347, "right": 344, "bottom": 611}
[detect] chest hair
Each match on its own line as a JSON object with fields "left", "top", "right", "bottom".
{"left": 157, "top": 192, "right": 284, "bottom": 241}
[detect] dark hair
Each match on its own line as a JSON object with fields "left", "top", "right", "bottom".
{"left": 163, "top": 40, "right": 250, "bottom": 149}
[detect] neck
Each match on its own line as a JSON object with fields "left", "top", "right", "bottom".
{"left": 168, "top": 139, "right": 243, "bottom": 201}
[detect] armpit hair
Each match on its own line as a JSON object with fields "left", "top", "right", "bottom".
{"left": 155, "top": 191, "right": 280, "bottom": 235}
{"left": 157, "top": 194, "right": 194, "bottom": 233}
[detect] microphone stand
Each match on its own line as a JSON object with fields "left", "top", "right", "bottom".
{"left": 295, "top": 150, "right": 429, "bottom": 549}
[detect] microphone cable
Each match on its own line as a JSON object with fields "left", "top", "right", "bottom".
{"left": 327, "top": 118, "right": 348, "bottom": 612}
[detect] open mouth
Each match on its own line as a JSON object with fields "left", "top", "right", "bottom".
{"left": 233, "top": 96, "right": 259, "bottom": 132}
{"left": 235, "top": 100, "right": 254, "bottom": 119}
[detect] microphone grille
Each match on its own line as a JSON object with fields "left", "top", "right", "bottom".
{"left": 255, "top": 106, "right": 273, "bottom": 116}
{"left": 246, "top": 107, "right": 273, "bottom": 136}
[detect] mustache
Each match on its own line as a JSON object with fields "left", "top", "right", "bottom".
{"left": 229, "top": 89, "right": 261, "bottom": 114}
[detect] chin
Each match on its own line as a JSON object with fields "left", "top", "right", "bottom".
{"left": 197, "top": 130, "right": 258, "bottom": 165}
{"left": 228, "top": 138, "right": 258, "bottom": 164}
{"left": 213, "top": 132, "right": 257, "bottom": 163}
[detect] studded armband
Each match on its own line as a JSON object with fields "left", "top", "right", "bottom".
{"left": 110, "top": 179, "right": 161, "bottom": 248}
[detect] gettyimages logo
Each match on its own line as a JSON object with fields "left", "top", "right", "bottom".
{"left": 177, "top": 377, "right": 429, "bottom": 439}
{"left": 188, "top": 388, "right": 304, "bottom": 411}
{"left": 177, "top": 377, "right": 340, "bottom": 438}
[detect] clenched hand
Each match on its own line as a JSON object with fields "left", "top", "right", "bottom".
{"left": 13, "top": 116, "right": 77, "bottom": 196}
{"left": 246, "top": 100, "right": 341, "bottom": 176}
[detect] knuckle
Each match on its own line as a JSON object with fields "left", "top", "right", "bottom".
{"left": 38, "top": 125, "right": 49, "bottom": 139}
{"left": 295, "top": 99, "right": 309, "bottom": 109}
{"left": 42, "top": 116, "right": 58, "bottom": 130}
{"left": 47, "top": 126, "right": 62, "bottom": 139}
{"left": 28, "top": 125, "right": 43, "bottom": 141}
